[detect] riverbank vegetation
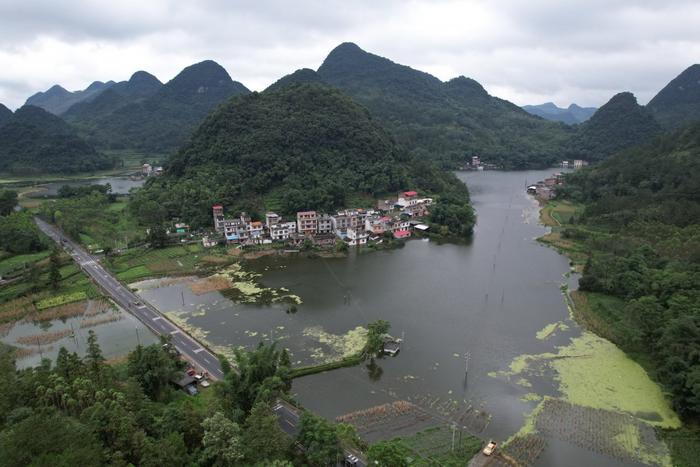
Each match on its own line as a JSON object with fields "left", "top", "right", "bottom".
{"left": 537, "top": 122, "right": 700, "bottom": 463}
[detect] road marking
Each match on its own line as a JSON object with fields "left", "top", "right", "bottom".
{"left": 152, "top": 316, "right": 162, "bottom": 321}
{"left": 194, "top": 348, "right": 205, "bottom": 353}
{"left": 170, "top": 330, "right": 181, "bottom": 335}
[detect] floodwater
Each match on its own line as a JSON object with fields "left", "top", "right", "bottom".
{"left": 24, "top": 176, "right": 145, "bottom": 197}
{"left": 1, "top": 303, "right": 158, "bottom": 369}
{"left": 135, "top": 170, "right": 649, "bottom": 467}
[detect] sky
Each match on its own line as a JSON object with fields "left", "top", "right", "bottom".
{"left": 1, "top": 0, "right": 700, "bottom": 110}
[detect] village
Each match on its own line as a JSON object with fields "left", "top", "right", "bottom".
{"left": 202, "top": 190, "right": 433, "bottom": 250}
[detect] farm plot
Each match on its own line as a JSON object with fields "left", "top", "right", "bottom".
{"left": 336, "top": 401, "right": 433, "bottom": 441}
{"left": 408, "top": 393, "right": 492, "bottom": 434}
{"left": 533, "top": 398, "right": 670, "bottom": 466}
{"left": 399, "top": 425, "right": 483, "bottom": 465}
{"left": 501, "top": 434, "right": 546, "bottom": 467}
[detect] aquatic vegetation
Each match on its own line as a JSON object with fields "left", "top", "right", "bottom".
{"left": 164, "top": 310, "right": 236, "bottom": 363}
{"left": 35, "top": 291, "right": 87, "bottom": 310}
{"left": 190, "top": 276, "right": 231, "bottom": 294}
{"left": 79, "top": 313, "right": 123, "bottom": 328}
{"left": 33, "top": 300, "right": 87, "bottom": 322}
{"left": 520, "top": 393, "right": 542, "bottom": 403}
{"left": 498, "top": 332, "right": 680, "bottom": 428}
{"left": 302, "top": 325, "right": 368, "bottom": 363}
{"left": 535, "top": 321, "right": 569, "bottom": 340}
{"left": 16, "top": 329, "right": 72, "bottom": 345}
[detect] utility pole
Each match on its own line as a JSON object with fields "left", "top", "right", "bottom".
{"left": 451, "top": 422, "right": 457, "bottom": 452}
{"left": 135, "top": 326, "right": 141, "bottom": 346}
{"left": 465, "top": 352, "right": 470, "bottom": 376}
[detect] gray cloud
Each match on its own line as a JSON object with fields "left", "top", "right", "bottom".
{"left": 0, "top": 0, "right": 698, "bottom": 109}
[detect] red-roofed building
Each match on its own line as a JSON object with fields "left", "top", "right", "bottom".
{"left": 393, "top": 229, "right": 411, "bottom": 239}
{"left": 397, "top": 191, "right": 419, "bottom": 208}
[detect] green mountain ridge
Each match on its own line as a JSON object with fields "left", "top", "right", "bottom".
{"left": 565, "top": 92, "right": 662, "bottom": 162}
{"left": 310, "top": 42, "right": 572, "bottom": 168}
{"left": 0, "top": 105, "right": 114, "bottom": 174}
{"left": 131, "top": 84, "right": 474, "bottom": 237}
{"left": 65, "top": 60, "right": 250, "bottom": 152}
{"left": 647, "top": 64, "right": 700, "bottom": 129}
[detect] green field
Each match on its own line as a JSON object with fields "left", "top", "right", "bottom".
{"left": 0, "top": 250, "right": 51, "bottom": 277}
{"left": 109, "top": 244, "right": 234, "bottom": 282}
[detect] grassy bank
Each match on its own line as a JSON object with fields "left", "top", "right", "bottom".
{"left": 288, "top": 353, "right": 364, "bottom": 379}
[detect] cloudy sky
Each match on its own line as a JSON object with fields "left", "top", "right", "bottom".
{"left": 1, "top": 0, "right": 699, "bottom": 110}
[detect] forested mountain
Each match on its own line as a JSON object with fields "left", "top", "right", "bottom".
{"left": 0, "top": 105, "right": 114, "bottom": 174}
{"left": 0, "top": 104, "right": 11, "bottom": 127}
{"left": 559, "top": 121, "right": 700, "bottom": 417}
{"left": 522, "top": 102, "right": 597, "bottom": 124}
{"left": 25, "top": 81, "right": 114, "bottom": 115}
{"left": 307, "top": 42, "right": 571, "bottom": 168}
{"left": 131, "top": 84, "right": 474, "bottom": 237}
{"left": 564, "top": 92, "right": 662, "bottom": 162}
{"left": 65, "top": 61, "right": 250, "bottom": 152}
{"left": 264, "top": 68, "right": 325, "bottom": 93}
{"left": 63, "top": 70, "right": 162, "bottom": 122}
{"left": 647, "top": 64, "right": 700, "bottom": 129}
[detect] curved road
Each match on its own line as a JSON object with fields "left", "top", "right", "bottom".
{"left": 35, "top": 218, "right": 224, "bottom": 381}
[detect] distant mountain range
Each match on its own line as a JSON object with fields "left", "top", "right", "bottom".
{"left": 25, "top": 81, "right": 115, "bottom": 115}
{"left": 0, "top": 106, "right": 113, "bottom": 174}
{"left": 522, "top": 102, "right": 597, "bottom": 124}
{"left": 16, "top": 45, "right": 700, "bottom": 172}
{"left": 26, "top": 61, "right": 250, "bottom": 153}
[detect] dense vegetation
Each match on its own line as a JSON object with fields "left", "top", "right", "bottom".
{"left": 309, "top": 42, "right": 571, "bottom": 169}
{"left": 648, "top": 64, "right": 700, "bottom": 129}
{"left": 131, "top": 83, "right": 475, "bottom": 238}
{"left": 65, "top": 61, "right": 250, "bottom": 152}
{"left": 556, "top": 121, "right": 700, "bottom": 418}
{"left": 0, "top": 106, "right": 114, "bottom": 174}
{"left": 0, "top": 104, "right": 11, "bottom": 127}
{"left": 564, "top": 92, "right": 662, "bottom": 163}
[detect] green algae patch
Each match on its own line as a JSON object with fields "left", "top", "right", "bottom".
{"left": 535, "top": 321, "right": 569, "bottom": 340}
{"left": 520, "top": 393, "right": 542, "bottom": 403}
{"left": 302, "top": 325, "right": 368, "bottom": 364}
{"left": 551, "top": 332, "right": 680, "bottom": 428}
{"left": 214, "top": 264, "right": 303, "bottom": 305}
{"left": 498, "top": 332, "right": 680, "bottom": 429}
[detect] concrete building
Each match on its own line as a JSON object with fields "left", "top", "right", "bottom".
{"left": 297, "top": 211, "right": 318, "bottom": 236}
{"left": 317, "top": 214, "right": 334, "bottom": 234}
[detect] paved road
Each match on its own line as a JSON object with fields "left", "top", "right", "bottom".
{"left": 273, "top": 400, "right": 368, "bottom": 467}
{"left": 35, "top": 218, "right": 224, "bottom": 381}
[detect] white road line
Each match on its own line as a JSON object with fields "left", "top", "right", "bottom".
{"left": 194, "top": 348, "right": 205, "bottom": 353}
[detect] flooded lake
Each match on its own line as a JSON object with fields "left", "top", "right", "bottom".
{"left": 134, "top": 169, "right": 665, "bottom": 467}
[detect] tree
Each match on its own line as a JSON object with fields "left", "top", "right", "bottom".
{"left": 200, "top": 412, "right": 244, "bottom": 467}
{"left": 84, "top": 330, "right": 106, "bottom": 383}
{"left": 0, "top": 410, "right": 104, "bottom": 467}
{"left": 141, "top": 433, "right": 189, "bottom": 467}
{"left": 243, "top": 401, "right": 289, "bottom": 463}
{"left": 127, "top": 342, "right": 179, "bottom": 401}
{"left": 365, "top": 320, "right": 390, "bottom": 357}
{"left": 297, "top": 412, "right": 341, "bottom": 466}
{"left": 48, "top": 247, "right": 62, "bottom": 289}
{"left": 0, "top": 190, "right": 17, "bottom": 216}
{"left": 218, "top": 342, "right": 289, "bottom": 419}
{"left": 147, "top": 224, "right": 169, "bottom": 248}
{"left": 367, "top": 440, "right": 411, "bottom": 467}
